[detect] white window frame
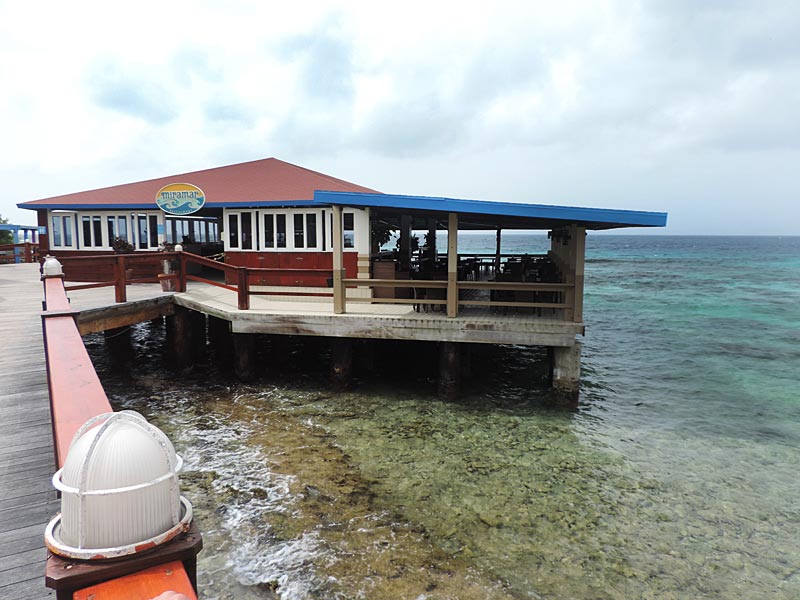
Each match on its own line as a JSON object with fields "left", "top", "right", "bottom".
{"left": 49, "top": 211, "right": 78, "bottom": 250}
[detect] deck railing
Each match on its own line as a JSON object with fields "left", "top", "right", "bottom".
{"left": 53, "top": 251, "right": 576, "bottom": 320}
{"left": 41, "top": 275, "right": 199, "bottom": 598}
{"left": 0, "top": 242, "right": 38, "bottom": 264}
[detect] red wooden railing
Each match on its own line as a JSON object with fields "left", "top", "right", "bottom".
{"left": 41, "top": 275, "right": 198, "bottom": 599}
{"left": 55, "top": 252, "right": 335, "bottom": 311}
{"left": 0, "top": 241, "right": 38, "bottom": 264}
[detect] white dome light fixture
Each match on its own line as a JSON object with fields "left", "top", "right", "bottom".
{"left": 45, "top": 411, "right": 193, "bottom": 560}
{"left": 42, "top": 255, "right": 64, "bottom": 278}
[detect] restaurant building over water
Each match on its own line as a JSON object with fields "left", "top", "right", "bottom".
{"left": 18, "top": 157, "right": 667, "bottom": 395}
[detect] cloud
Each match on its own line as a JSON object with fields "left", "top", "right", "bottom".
{"left": 88, "top": 61, "right": 179, "bottom": 124}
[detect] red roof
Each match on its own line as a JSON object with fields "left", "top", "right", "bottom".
{"left": 19, "top": 157, "right": 379, "bottom": 209}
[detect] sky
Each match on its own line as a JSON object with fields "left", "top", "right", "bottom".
{"left": 1, "top": 0, "right": 798, "bottom": 234}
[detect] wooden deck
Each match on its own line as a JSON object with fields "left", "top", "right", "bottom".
{"left": 176, "top": 283, "right": 584, "bottom": 346}
{"left": 0, "top": 263, "right": 58, "bottom": 599}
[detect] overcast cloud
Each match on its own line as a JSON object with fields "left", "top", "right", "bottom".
{"left": 1, "top": 0, "right": 798, "bottom": 234}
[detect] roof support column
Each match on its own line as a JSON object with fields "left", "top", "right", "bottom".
{"left": 495, "top": 227, "right": 502, "bottom": 274}
{"left": 332, "top": 205, "right": 346, "bottom": 314}
{"left": 447, "top": 212, "right": 458, "bottom": 318}
{"left": 571, "top": 225, "right": 586, "bottom": 323}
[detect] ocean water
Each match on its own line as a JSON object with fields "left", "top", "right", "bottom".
{"left": 86, "top": 235, "right": 800, "bottom": 599}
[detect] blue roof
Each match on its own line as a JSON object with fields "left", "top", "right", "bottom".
{"left": 314, "top": 191, "right": 667, "bottom": 230}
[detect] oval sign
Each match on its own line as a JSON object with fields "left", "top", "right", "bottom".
{"left": 155, "top": 183, "right": 206, "bottom": 215}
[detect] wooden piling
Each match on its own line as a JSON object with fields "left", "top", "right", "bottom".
{"left": 166, "top": 306, "right": 193, "bottom": 372}
{"left": 104, "top": 326, "right": 132, "bottom": 365}
{"left": 331, "top": 337, "right": 353, "bottom": 389}
{"left": 208, "top": 315, "right": 232, "bottom": 364}
{"left": 438, "top": 341, "right": 460, "bottom": 400}
{"left": 232, "top": 333, "right": 255, "bottom": 381}
{"left": 190, "top": 310, "right": 207, "bottom": 362}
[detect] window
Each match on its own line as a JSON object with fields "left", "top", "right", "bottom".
{"left": 264, "top": 214, "right": 275, "bottom": 247}
{"left": 80, "top": 216, "right": 103, "bottom": 247}
{"left": 93, "top": 216, "right": 103, "bottom": 247}
{"left": 228, "top": 214, "right": 239, "bottom": 248}
{"left": 52, "top": 216, "right": 62, "bottom": 246}
{"left": 344, "top": 213, "right": 354, "bottom": 248}
{"left": 149, "top": 215, "right": 158, "bottom": 247}
{"left": 63, "top": 216, "right": 72, "bottom": 246}
{"left": 306, "top": 214, "right": 317, "bottom": 248}
{"left": 107, "top": 216, "right": 116, "bottom": 244}
{"left": 117, "top": 217, "right": 127, "bottom": 241}
{"left": 137, "top": 216, "right": 148, "bottom": 250}
{"left": 294, "top": 214, "right": 305, "bottom": 248}
{"left": 241, "top": 212, "right": 253, "bottom": 250}
{"left": 276, "top": 214, "right": 286, "bottom": 248}
{"left": 82, "top": 216, "right": 92, "bottom": 247}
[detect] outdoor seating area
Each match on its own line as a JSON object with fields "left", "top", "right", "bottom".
{"left": 396, "top": 253, "right": 564, "bottom": 315}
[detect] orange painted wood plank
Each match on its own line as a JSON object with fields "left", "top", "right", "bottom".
{"left": 43, "top": 315, "right": 113, "bottom": 467}
{"left": 73, "top": 561, "right": 197, "bottom": 600}
{"left": 44, "top": 277, "right": 72, "bottom": 311}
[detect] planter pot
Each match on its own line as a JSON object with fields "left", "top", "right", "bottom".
{"left": 158, "top": 273, "right": 176, "bottom": 292}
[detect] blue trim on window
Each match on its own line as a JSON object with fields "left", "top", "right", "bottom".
{"left": 313, "top": 191, "right": 667, "bottom": 229}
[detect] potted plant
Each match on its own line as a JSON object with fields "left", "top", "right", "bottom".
{"left": 111, "top": 236, "right": 135, "bottom": 281}
{"left": 111, "top": 236, "right": 134, "bottom": 254}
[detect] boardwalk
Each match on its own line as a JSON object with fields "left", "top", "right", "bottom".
{"left": 0, "top": 264, "right": 178, "bottom": 599}
{"left": 0, "top": 263, "right": 58, "bottom": 599}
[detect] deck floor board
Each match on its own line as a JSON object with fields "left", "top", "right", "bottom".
{"left": 0, "top": 264, "right": 56, "bottom": 598}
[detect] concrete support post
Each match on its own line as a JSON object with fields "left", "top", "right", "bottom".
{"left": 166, "top": 306, "right": 193, "bottom": 372}
{"left": 447, "top": 212, "right": 458, "bottom": 318}
{"left": 232, "top": 333, "right": 256, "bottom": 381}
{"left": 438, "top": 341, "right": 461, "bottom": 400}
{"left": 551, "top": 342, "right": 581, "bottom": 395}
{"left": 331, "top": 337, "right": 353, "bottom": 389}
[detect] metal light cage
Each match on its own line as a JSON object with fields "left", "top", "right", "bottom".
{"left": 46, "top": 411, "right": 193, "bottom": 560}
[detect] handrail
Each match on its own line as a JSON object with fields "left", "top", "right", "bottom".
{"left": 41, "top": 275, "right": 198, "bottom": 599}
{"left": 0, "top": 241, "right": 38, "bottom": 263}
{"left": 342, "top": 276, "right": 575, "bottom": 316}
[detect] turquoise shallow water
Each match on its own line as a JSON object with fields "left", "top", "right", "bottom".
{"left": 89, "top": 235, "right": 800, "bottom": 599}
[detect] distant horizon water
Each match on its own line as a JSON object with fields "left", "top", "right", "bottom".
{"left": 88, "top": 234, "right": 800, "bottom": 599}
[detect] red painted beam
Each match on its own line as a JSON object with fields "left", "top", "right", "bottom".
{"left": 73, "top": 561, "right": 195, "bottom": 600}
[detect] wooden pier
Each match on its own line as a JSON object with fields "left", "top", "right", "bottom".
{"left": 0, "top": 264, "right": 196, "bottom": 599}
{"left": 0, "top": 263, "right": 58, "bottom": 599}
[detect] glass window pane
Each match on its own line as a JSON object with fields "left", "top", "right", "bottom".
{"left": 52, "top": 216, "right": 62, "bottom": 246}
{"left": 93, "top": 216, "right": 103, "bottom": 247}
{"left": 242, "top": 212, "right": 252, "bottom": 250}
{"left": 107, "top": 217, "right": 116, "bottom": 246}
{"left": 294, "top": 214, "right": 304, "bottom": 248}
{"left": 138, "top": 216, "right": 148, "bottom": 249}
{"left": 117, "top": 217, "right": 127, "bottom": 241}
{"left": 264, "top": 214, "right": 274, "bottom": 247}
{"left": 306, "top": 214, "right": 317, "bottom": 248}
{"left": 228, "top": 214, "right": 239, "bottom": 248}
{"left": 82, "top": 216, "right": 92, "bottom": 247}
{"left": 149, "top": 216, "right": 159, "bottom": 247}
{"left": 321, "top": 210, "right": 326, "bottom": 251}
{"left": 276, "top": 214, "right": 286, "bottom": 248}
{"left": 344, "top": 213, "right": 354, "bottom": 249}
{"left": 64, "top": 216, "right": 72, "bottom": 246}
